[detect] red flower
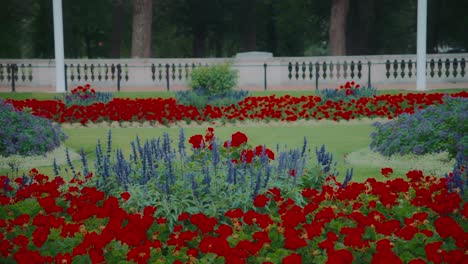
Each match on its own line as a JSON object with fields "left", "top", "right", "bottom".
{"left": 327, "top": 249, "right": 354, "bottom": 264}
{"left": 425, "top": 241, "right": 443, "bottom": 264}
{"left": 190, "top": 213, "right": 218, "bottom": 234}
{"left": 189, "top": 134, "right": 205, "bottom": 149}
{"left": 381, "top": 167, "right": 394, "bottom": 177}
{"left": 408, "top": 259, "right": 426, "bottom": 264}
{"left": 371, "top": 239, "right": 402, "bottom": 264}
{"left": 178, "top": 212, "right": 190, "bottom": 221}
{"left": 215, "top": 224, "right": 233, "bottom": 238}
{"left": 434, "top": 216, "right": 463, "bottom": 239}
{"left": 283, "top": 228, "right": 307, "bottom": 250}
{"left": 127, "top": 245, "right": 151, "bottom": 264}
{"left": 37, "top": 195, "right": 63, "bottom": 214}
{"left": 240, "top": 149, "right": 254, "bottom": 163}
{"left": 12, "top": 235, "right": 29, "bottom": 248}
{"left": 205, "top": 127, "right": 215, "bottom": 142}
{"left": 225, "top": 208, "right": 244, "bottom": 219}
{"left": 253, "top": 194, "right": 270, "bottom": 208}
{"left": 187, "top": 248, "right": 198, "bottom": 258}
{"left": 289, "top": 169, "right": 296, "bottom": 177}
{"left": 230, "top": 131, "right": 248, "bottom": 147}
{"left": 32, "top": 226, "right": 50, "bottom": 247}
{"left": 282, "top": 253, "right": 302, "bottom": 264}
{"left": 120, "top": 192, "right": 131, "bottom": 202}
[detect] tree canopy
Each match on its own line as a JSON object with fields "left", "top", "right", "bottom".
{"left": 0, "top": 0, "right": 465, "bottom": 58}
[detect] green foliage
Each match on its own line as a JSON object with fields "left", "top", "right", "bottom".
{"left": 61, "top": 84, "right": 114, "bottom": 106}
{"left": 189, "top": 64, "right": 238, "bottom": 96}
{"left": 175, "top": 89, "right": 249, "bottom": 109}
{"left": 319, "top": 81, "right": 377, "bottom": 102}
{"left": 0, "top": 100, "right": 67, "bottom": 157}
{"left": 370, "top": 97, "right": 468, "bottom": 159}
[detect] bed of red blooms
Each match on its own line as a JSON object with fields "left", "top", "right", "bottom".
{"left": 0, "top": 168, "right": 466, "bottom": 264}
{"left": 5, "top": 91, "right": 468, "bottom": 125}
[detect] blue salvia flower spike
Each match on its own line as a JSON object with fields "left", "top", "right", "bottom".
{"left": 136, "top": 135, "right": 143, "bottom": 158}
{"left": 178, "top": 128, "right": 186, "bottom": 158}
{"left": 53, "top": 158, "right": 60, "bottom": 175}
{"left": 190, "top": 173, "right": 199, "bottom": 199}
{"left": 342, "top": 168, "right": 354, "bottom": 188}
{"left": 301, "top": 137, "right": 308, "bottom": 157}
{"left": 253, "top": 170, "right": 261, "bottom": 198}
{"left": 3, "top": 177, "right": 10, "bottom": 194}
{"left": 263, "top": 162, "right": 271, "bottom": 189}
{"left": 80, "top": 148, "right": 89, "bottom": 176}
{"left": 106, "top": 130, "right": 112, "bottom": 159}
{"left": 65, "top": 147, "right": 77, "bottom": 178}
{"left": 130, "top": 141, "right": 138, "bottom": 163}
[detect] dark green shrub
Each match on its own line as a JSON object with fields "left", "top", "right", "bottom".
{"left": 177, "top": 63, "right": 246, "bottom": 108}
{"left": 189, "top": 63, "right": 238, "bottom": 96}
{"left": 370, "top": 96, "right": 468, "bottom": 159}
{"left": 0, "top": 100, "right": 67, "bottom": 157}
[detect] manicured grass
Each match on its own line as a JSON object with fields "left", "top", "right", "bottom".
{"left": 2, "top": 120, "right": 454, "bottom": 184}
{"left": 1, "top": 119, "right": 457, "bottom": 187}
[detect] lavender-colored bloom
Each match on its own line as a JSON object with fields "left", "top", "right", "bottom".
{"left": 102, "top": 156, "right": 111, "bottom": 182}
{"left": 106, "top": 130, "right": 112, "bottom": 159}
{"left": 136, "top": 135, "right": 143, "bottom": 158}
{"left": 211, "top": 138, "right": 220, "bottom": 168}
{"left": 301, "top": 137, "right": 308, "bottom": 157}
{"left": 53, "top": 158, "right": 60, "bottom": 175}
{"left": 253, "top": 170, "right": 262, "bottom": 197}
{"left": 65, "top": 147, "right": 77, "bottom": 178}
{"left": 341, "top": 168, "right": 354, "bottom": 188}
{"left": 178, "top": 128, "right": 187, "bottom": 158}
{"left": 80, "top": 148, "right": 89, "bottom": 176}
{"left": 3, "top": 176, "right": 10, "bottom": 193}
{"left": 130, "top": 141, "right": 138, "bottom": 163}
{"left": 114, "top": 148, "right": 131, "bottom": 189}
{"left": 189, "top": 173, "right": 199, "bottom": 198}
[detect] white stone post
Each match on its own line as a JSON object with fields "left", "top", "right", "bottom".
{"left": 416, "top": 0, "right": 427, "bottom": 91}
{"left": 53, "top": 0, "right": 66, "bottom": 92}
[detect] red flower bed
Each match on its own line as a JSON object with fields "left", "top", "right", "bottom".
{"left": 0, "top": 169, "right": 466, "bottom": 263}
{"left": 6, "top": 91, "right": 468, "bottom": 124}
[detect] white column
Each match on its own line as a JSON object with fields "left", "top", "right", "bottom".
{"left": 416, "top": 0, "right": 427, "bottom": 91}
{"left": 52, "top": 0, "right": 66, "bottom": 92}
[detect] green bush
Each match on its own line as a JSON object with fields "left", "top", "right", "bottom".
{"left": 175, "top": 89, "right": 249, "bottom": 109}
{"left": 60, "top": 84, "right": 114, "bottom": 106}
{"left": 0, "top": 100, "right": 67, "bottom": 157}
{"left": 319, "top": 81, "right": 377, "bottom": 102}
{"left": 189, "top": 63, "right": 238, "bottom": 95}
{"left": 370, "top": 96, "right": 467, "bottom": 159}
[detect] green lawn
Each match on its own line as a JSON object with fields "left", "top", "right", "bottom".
{"left": 1, "top": 120, "right": 454, "bottom": 184}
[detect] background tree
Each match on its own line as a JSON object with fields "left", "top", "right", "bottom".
{"left": 131, "top": 0, "right": 153, "bottom": 58}
{"left": 0, "top": 0, "right": 466, "bottom": 59}
{"left": 328, "top": 0, "right": 349, "bottom": 55}
{"left": 110, "top": 0, "right": 126, "bottom": 58}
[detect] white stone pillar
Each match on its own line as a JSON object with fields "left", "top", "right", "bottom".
{"left": 416, "top": 0, "right": 427, "bottom": 91}
{"left": 53, "top": 0, "right": 66, "bottom": 92}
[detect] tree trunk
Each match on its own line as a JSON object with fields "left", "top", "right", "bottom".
{"left": 240, "top": 0, "right": 257, "bottom": 52}
{"left": 266, "top": 2, "right": 277, "bottom": 55}
{"left": 346, "top": 0, "right": 372, "bottom": 55}
{"left": 110, "top": 0, "right": 125, "bottom": 58}
{"left": 193, "top": 27, "right": 206, "bottom": 57}
{"left": 131, "top": 0, "right": 153, "bottom": 58}
{"left": 328, "top": 0, "right": 349, "bottom": 56}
